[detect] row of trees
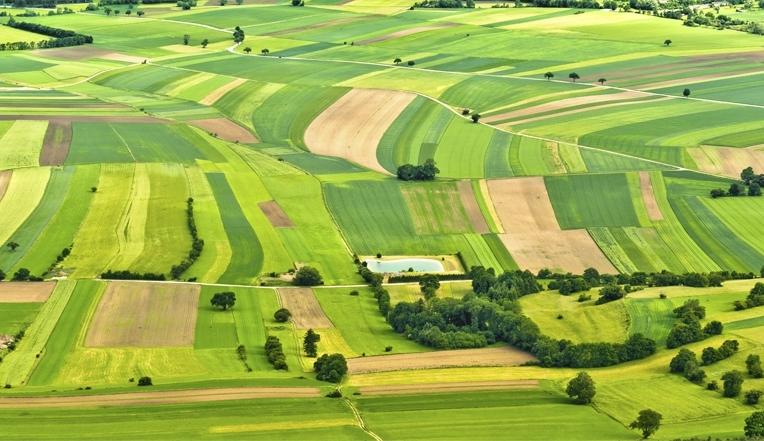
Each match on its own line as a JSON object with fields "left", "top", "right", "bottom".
{"left": 412, "top": 0, "right": 474, "bottom": 8}
{"left": 711, "top": 166, "right": 764, "bottom": 198}
{"left": 396, "top": 159, "right": 439, "bottom": 181}
{"left": 170, "top": 198, "right": 204, "bottom": 280}
{"left": 264, "top": 336, "right": 287, "bottom": 370}
{"left": 0, "top": 17, "right": 93, "bottom": 51}
{"left": 543, "top": 267, "right": 756, "bottom": 290}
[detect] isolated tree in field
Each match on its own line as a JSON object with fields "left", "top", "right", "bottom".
{"left": 746, "top": 390, "right": 762, "bottom": 405}
{"left": 303, "top": 329, "right": 320, "bottom": 357}
{"left": 407, "top": 60, "right": 415, "bottom": 66}
{"left": 211, "top": 291, "right": 236, "bottom": 310}
{"left": 201, "top": 38, "right": 209, "bottom": 48}
{"left": 233, "top": 26, "right": 245, "bottom": 43}
{"left": 598, "top": 78, "right": 607, "bottom": 85}
{"left": 471, "top": 113, "right": 481, "bottom": 123}
{"left": 566, "top": 372, "right": 596, "bottom": 404}
{"left": 568, "top": 72, "right": 580, "bottom": 82}
{"left": 629, "top": 409, "right": 662, "bottom": 439}
{"left": 104, "top": 7, "right": 112, "bottom": 15}
{"left": 137, "top": 10, "right": 144, "bottom": 16}
{"left": 243, "top": 47, "right": 252, "bottom": 54}
{"left": 747, "top": 354, "right": 763, "bottom": 378}
{"left": 393, "top": 57, "right": 402, "bottom": 65}
{"left": 274, "top": 308, "right": 292, "bottom": 323}
{"left": 544, "top": 71, "right": 554, "bottom": 80}
{"left": 683, "top": 88, "right": 691, "bottom": 97}
{"left": 722, "top": 370, "right": 744, "bottom": 397}
{"left": 137, "top": 376, "right": 153, "bottom": 386}
{"left": 115, "top": 9, "right": 121, "bottom": 14}
{"left": 183, "top": 34, "right": 190, "bottom": 45}
{"left": 6, "top": 241, "right": 19, "bottom": 252}
{"left": 294, "top": 266, "right": 323, "bottom": 286}
{"left": 313, "top": 353, "right": 347, "bottom": 383}
{"left": 219, "top": 0, "right": 227, "bottom": 5}
{"left": 746, "top": 411, "right": 764, "bottom": 437}
{"left": 663, "top": 39, "right": 672, "bottom": 46}
{"left": 261, "top": 48, "right": 269, "bottom": 55}
{"left": 125, "top": 9, "right": 131, "bottom": 15}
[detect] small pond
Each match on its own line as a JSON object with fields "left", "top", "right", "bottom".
{"left": 364, "top": 258, "right": 445, "bottom": 273}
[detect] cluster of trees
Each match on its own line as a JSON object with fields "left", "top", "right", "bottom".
{"left": 100, "top": 270, "right": 166, "bottom": 281}
{"left": 666, "top": 299, "right": 723, "bottom": 348}
{"left": 313, "top": 353, "right": 347, "bottom": 383}
{"left": 293, "top": 266, "right": 323, "bottom": 286}
{"left": 303, "top": 329, "right": 320, "bottom": 357}
{"left": 540, "top": 267, "right": 754, "bottom": 289}
{"left": 274, "top": 308, "right": 291, "bottom": 323}
{"left": 210, "top": 291, "right": 236, "bottom": 310}
{"left": 358, "top": 265, "right": 392, "bottom": 316}
{"left": 734, "top": 282, "right": 764, "bottom": 310}
{"left": 11, "top": 0, "right": 81, "bottom": 7}
{"left": 7, "top": 17, "right": 92, "bottom": 42}
{"left": 264, "top": 336, "right": 287, "bottom": 370}
{"left": 412, "top": 0, "right": 474, "bottom": 8}
{"left": 47, "top": 246, "right": 71, "bottom": 275}
{"left": 170, "top": 198, "right": 204, "bottom": 280}
{"left": 701, "top": 339, "right": 739, "bottom": 365}
{"left": 670, "top": 348, "right": 711, "bottom": 385}
{"left": 529, "top": 0, "right": 600, "bottom": 7}
{"left": 10, "top": 268, "right": 43, "bottom": 282}
{"left": 670, "top": 348, "right": 761, "bottom": 403}
{"left": 177, "top": 0, "right": 196, "bottom": 9}
{"left": 233, "top": 26, "right": 244, "bottom": 43}
{"left": 396, "top": 159, "right": 439, "bottom": 181}
{"left": 1, "top": 17, "right": 93, "bottom": 51}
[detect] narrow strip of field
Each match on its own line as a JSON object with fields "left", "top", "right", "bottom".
{"left": 304, "top": 88, "right": 415, "bottom": 174}
{"left": 277, "top": 287, "right": 332, "bottom": 329}
{"left": 347, "top": 346, "right": 536, "bottom": 374}
{"left": 39, "top": 120, "right": 72, "bottom": 166}
{"left": 456, "top": 180, "right": 490, "bottom": 234}
{"left": 258, "top": 200, "right": 293, "bottom": 227}
{"left": 356, "top": 24, "right": 455, "bottom": 45}
{"left": 688, "top": 146, "right": 764, "bottom": 178}
{"left": 200, "top": 78, "right": 246, "bottom": 105}
{"left": 0, "top": 282, "right": 56, "bottom": 303}
{"left": 483, "top": 91, "right": 646, "bottom": 123}
{"left": 0, "top": 170, "right": 10, "bottom": 201}
{"left": 486, "top": 177, "right": 616, "bottom": 274}
{"left": 187, "top": 118, "right": 258, "bottom": 143}
{"left": 358, "top": 380, "right": 540, "bottom": 396}
{"left": 639, "top": 171, "right": 663, "bottom": 221}
{"left": 0, "top": 387, "right": 321, "bottom": 408}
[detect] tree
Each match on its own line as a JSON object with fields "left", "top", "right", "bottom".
{"left": 703, "top": 320, "right": 723, "bottom": 335}
{"left": 6, "top": 241, "right": 19, "bottom": 252}
{"left": 568, "top": 72, "right": 580, "bottom": 82}
{"left": 219, "top": 0, "right": 227, "bottom": 4}
{"left": 407, "top": 60, "right": 415, "bottom": 66}
{"left": 313, "top": 353, "right": 347, "bottom": 383}
{"left": 747, "top": 354, "right": 763, "bottom": 378}
{"left": 104, "top": 7, "right": 112, "bottom": 15}
{"left": 598, "top": 78, "right": 607, "bottom": 85}
{"left": 393, "top": 57, "right": 402, "bottom": 65}
{"left": 629, "top": 409, "right": 662, "bottom": 439}
{"left": 0, "top": 269, "right": 5, "bottom": 281}
{"left": 137, "top": 10, "right": 144, "bottom": 16}
{"left": 746, "top": 390, "right": 762, "bottom": 405}
{"left": 137, "top": 376, "right": 152, "bottom": 386}
{"left": 261, "top": 48, "right": 269, "bottom": 55}
{"left": 729, "top": 182, "right": 744, "bottom": 196}
{"left": 471, "top": 113, "right": 481, "bottom": 123}
{"left": 749, "top": 182, "right": 762, "bottom": 196}
{"left": 544, "top": 71, "right": 554, "bottom": 80}
{"left": 745, "top": 411, "right": 764, "bottom": 438}
{"left": 722, "top": 370, "right": 744, "bottom": 397}
{"left": 741, "top": 166, "right": 755, "bottom": 184}
{"left": 236, "top": 0, "right": 243, "bottom": 4}
{"left": 669, "top": 348, "right": 696, "bottom": 373}
{"left": 303, "top": 329, "right": 320, "bottom": 357}
{"left": 294, "top": 266, "right": 323, "bottom": 286}
{"left": 710, "top": 188, "right": 725, "bottom": 198}
{"left": 274, "top": 308, "right": 291, "bottom": 323}
{"left": 12, "top": 268, "right": 31, "bottom": 281}
{"left": 663, "top": 39, "right": 672, "bottom": 46}
{"left": 243, "top": 47, "right": 252, "bottom": 54}
{"left": 419, "top": 274, "right": 440, "bottom": 294}
{"left": 201, "top": 38, "right": 209, "bottom": 48}
{"left": 595, "top": 284, "right": 625, "bottom": 305}
{"left": 210, "top": 291, "right": 236, "bottom": 310}
{"left": 582, "top": 267, "right": 600, "bottom": 285}
{"left": 566, "top": 372, "right": 596, "bottom": 404}
{"left": 183, "top": 34, "right": 190, "bottom": 45}
{"left": 682, "top": 88, "right": 691, "bottom": 97}
{"left": 233, "top": 25, "right": 245, "bottom": 43}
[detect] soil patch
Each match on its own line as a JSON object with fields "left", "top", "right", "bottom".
{"left": 276, "top": 288, "right": 332, "bottom": 329}
{"left": 0, "top": 282, "right": 56, "bottom": 303}
{"left": 35, "top": 46, "right": 114, "bottom": 61}
{"left": 0, "top": 387, "right": 321, "bottom": 408}
{"left": 456, "top": 180, "right": 490, "bottom": 234}
{"left": 639, "top": 171, "right": 663, "bottom": 221}
{"left": 40, "top": 120, "right": 72, "bottom": 166}
{"left": 690, "top": 146, "right": 764, "bottom": 178}
{"left": 200, "top": 78, "right": 246, "bottom": 106}
{"left": 98, "top": 53, "right": 146, "bottom": 64}
{"left": 347, "top": 346, "right": 536, "bottom": 374}
{"left": 359, "top": 380, "right": 539, "bottom": 396}
{"left": 188, "top": 118, "right": 258, "bottom": 143}
{"left": 304, "top": 88, "right": 415, "bottom": 174}
{"left": 85, "top": 282, "right": 199, "bottom": 347}
{"left": 486, "top": 177, "right": 616, "bottom": 274}
{"left": 259, "top": 200, "right": 293, "bottom": 227}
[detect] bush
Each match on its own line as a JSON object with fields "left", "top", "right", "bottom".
{"left": 274, "top": 308, "right": 291, "bottom": 323}
{"left": 747, "top": 354, "right": 763, "bottom": 378}
{"left": 325, "top": 389, "right": 342, "bottom": 398}
{"left": 566, "top": 372, "right": 596, "bottom": 404}
{"left": 313, "top": 353, "right": 347, "bottom": 383}
{"left": 293, "top": 266, "right": 323, "bottom": 286}
{"left": 396, "top": 159, "right": 439, "bottom": 181}
{"left": 746, "top": 390, "right": 763, "bottom": 405}
{"left": 264, "top": 336, "right": 287, "bottom": 370}
{"left": 137, "top": 376, "right": 152, "bottom": 386}
{"left": 722, "top": 371, "right": 744, "bottom": 397}
{"left": 595, "top": 284, "right": 624, "bottom": 305}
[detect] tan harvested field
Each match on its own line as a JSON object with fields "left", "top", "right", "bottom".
{"left": 98, "top": 53, "right": 146, "bottom": 64}
{"left": 483, "top": 91, "right": 646, "bottom": 123}
{"left": 304, "top": 88, "right": 415, "bottom": 174}
{"left": 277, "top": 288, "right": 332, "bottom": 329}
{"left": 0, "top": 170, "right": 10, "bottom": 201}
{"left": 357, "top": 24, "right": 455, "bottom": 45}
{"left": 258, "top": 200, "right": 293, "bottom": 227}
{"left": 35, "top": 46, "right": 115, "bottom": 61}
{"left": 358, "top": 380, "right": 540, "bottom": 396}
{"left": 347, "top": 346, "right": 536, "bottom": 374}
{"left": 456, "top": 180, "right": 490, "bottom": 233}
{"left": 85, "top": 282, "right": 200, "bottom": 347}
{"left": 487, "top": 177, "right": 617, "bottom": 274}
{"left": 188, "top": 118, "right": 258, "bottom": 143}
{"left": 689, "top": 146, "right": 764, "bottom": 178}
{"left": 639, "top": 171, "right": 663, "bottom": 221}
{"left": 0, "top": 387, "right": 321, "bottom": 408}
{"left": 199, "top": 78, "right": 246, "bottom": 106}
{"left": 0, "top": 282, "right": 56, "bottom": 303}
{"left": 40, "top": 120, "right": 72, "bottom": 166}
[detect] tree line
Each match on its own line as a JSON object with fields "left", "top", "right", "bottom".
{"left": 412, "top": 0, "right": 474, "bottom": 8}
{"left": 1, "top": 17, "right": 93, "bottom": 51}
{"left": 734, "top": 282, "right": 764, "bottom": 311}
{"left": 396, "top": 159, "right": 439, "bottom": 181}
{"left": 170, "top": 198, "right": 204, "bottom": 280}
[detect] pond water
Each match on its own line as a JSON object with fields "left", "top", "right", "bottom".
{"left": 364, "top": 258, "right": 445, "bottom": 273}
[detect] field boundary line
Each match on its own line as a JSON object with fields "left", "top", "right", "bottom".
{"left": 343, "top": 395, "right": 383, "bottom": 441}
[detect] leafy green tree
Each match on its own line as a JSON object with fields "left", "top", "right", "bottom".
{"left": 747, "top": 354, "right": 763, "bottom": 378}
{"left": 137, "top": 10, "right": 144, "bottom": 16}
{"left": 313, "top": 353, "right": 347, "bottom": 383}
{"left": 274, "top": 308, "right": 291, "bottom": 323}
{"left": 6, "top": 241, "right": 19, "bottom": 252}
{"left": 566, "top": 372, "right": 596, "bottom": 404}
{"left": 0, "top": 269, "right": 5, "bottom": 281}
{"left": 629, "top": 409, "right": 662, "bottom": 438}
{"left": 568, "top": 72, "right": 580, "bottom": 82}
{"left": 137, "top": 376, "right": 152, "bottom": 386}
{"left": 598, "top": 78, "right": 607, "bottom": 85}
{"left": 104, "top": 7, "right": 112, "bottom": 15}
{"left": 746, "top": 390, "right": 762, "bottom": 405}
{"left": 419, "top": 274, "right": 440, "bottom": 294}
{"left": 741, "top": 166, "right": 755, "bottom": 184}
{"left": 471, "top": 113, "right": 481, "bottom": 123}
{"left": 210, "top": 291, "right": 236, "bottom": 310}
{"left": 243, "top": 47, "right": 252, "bottom": 54}
{"left": 183, "top": 34, "right": 190, "bottom": 45}
{"left": 722, "top": 370, "right": 744, "bottom": 397}
{"left": 749, "top": 182, "right": 762, "bottom": 196}
{"left": 663, "top": 39, "right": 672, "bottom": 46}
{"left": 261, "top": 48, "right": 270, "bottom": 55}
{"left": 303, "top": 329, "right": 320, "bottom": 357}
{"left": 595, "top": 284, "right": 625, "bottom": 305}
{"left": 12, "top": 268, "right": 31, "bottom": 281}
{"left": 201, "top": 38, "right": 208, "bottom": 48}
{"left": 294, "top": 266, "right": 323, "bottom": 286}
{"left": 745, "top": 411, "right": 764, "bottom": 437}
{"left": 544, "top": 71, "right": 553, "bottom": 80}
{"left": 393, "top": 57, "right": 402, "bottom": 65}
{"left": 729, "top": 182, "right": 744, "bottom": 196}
{"left": 683, "top": 88, "right": 691, "bottom": 97}
{"left": 669, "top": 348, "right": 696, "bottom": 373}
{"left": 233, "top": 25, "right": 245, "bottom": 43}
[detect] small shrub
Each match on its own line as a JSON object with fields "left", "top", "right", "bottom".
{"left": 384, "top": 346, "right": 393, "bottom": 352}
{"left": 746, "top": 390, "right": 763, "bottom": 405}
{"left": 325, "top": 389, "right": 342, "bottom": 398}
{"left": 707, "top": 381, "right": 719, "bottom": 391}
{"left": 137, "top": 376, "right": 152, "bottom": 386}
{"left": 274, "top": 308, "right": 292, "bottom": 323}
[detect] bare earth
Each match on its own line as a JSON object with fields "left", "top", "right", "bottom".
{"left": 357, "top": 24, "right": 455, "bottom": 45}
{"left": 85, "top": 282, "right": 200, "bottom": 347}
{"left": 0, "top": 387, "right": 321, "bottom": 408}
{"left": 304, "top": 88, "right": 416, "bottom": 174}
{"left": 487, "top": 177, "right": 616, "bottom": 274}
{"left": 347, "top": 347, "right": 537, "bottom": 374}
{"left": 99, "top": 53, "right": 146, "bottom": 64}
{"left": 456, "top": 180, "right": 490, "bottom": 234}
{"left": 276, "top": 288, "right": 333, "bottom": 329}
{"left": 639, "top": 171, "right": 663, "bottom": 221}
{"left": 259, "top": 200, "right": 294, "bottom": 227}
{"left": 35, "top": 46, "right": 115, "bottom": 61}
{"left": 359, "top": 380, "right": 540, "bottom": 396}
{"left": 199, "top": 78, "right": 246, "bottom": 106}
{"left": 188, "top": 118, "right": 258, "bottom": 143}
{"left": 40, "top": 120, "right": 72, "bottom": 166}
{"left": 689, "top": 146, "right": 764, "bottom": 178}
{"left": 0, "top": 170, "right": 11, "bottom": 201}
{"left": 483, "top": 91, "right": 646, "bottom": 123}
{"left": 0, "top": 282, "right": 56, "bottom": 303}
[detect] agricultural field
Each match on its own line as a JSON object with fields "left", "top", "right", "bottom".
{"left": 0, "top": 0, "right": 763, "bottom": 439}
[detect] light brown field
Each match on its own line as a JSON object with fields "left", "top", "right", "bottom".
{"left": 98, "top": 53, "right": 146, "bottom": 64}
{"left": 258, "top": 200, "right": 293, "bottom": 227}
{"left": 358, "top": 379, "right": 539, "bottom": 396}
{"left": 35, "top": 46, "right": 115, "bottom": 61}
{"left": 85, "top": 282, "right": 200, "bottom": 347}
{"left": 347, "top": 346, "right": 536, "bottom": 374}
{"left": 357, "top": 24, "right": 455, "bottom": 45}
{"left": 486, "top": 177, "right": 617, "bottom": 274}
{"left": 483, "top": 91, "right": 646, "bottom": 123}
{"left": 40, "top": 120, "right": 72, "bottom": 166}
{"left": 0, "top": 170, "right": 10, "bottom": 201}
{"left": 187, "top": 118, "right": 258, "bottom": 143}
{"left": 0, "top": 282, "right": 56, "bottom": 303}
{"left": 304, "top": 88, "right": 415, "bottom": 174}
{"left": 639, "top": 69, "right": 764, "bottom": 91}
{"left": 689, "top": 146, "right": 764, "bottom": 178}
{"left": 0, "top": 387, "right": 321, "bottom": 408}
{"left": 639, "top": 171, "right": 663, "bottom": 221}
{"left": 199, "top": 78, "right": 246, "bottom": 106}
{"left": 276, "top": 288, "right": 332, "bottom": 329}
{"left": 456, "top": 180, "right": 490, "bottom": 234}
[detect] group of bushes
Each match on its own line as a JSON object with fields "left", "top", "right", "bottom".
{"left": 671, "top": 348, "right": 762, "bottom": 404}
{"left": 359, "top": 265, "right": 391, "bottom": 316}
{"left": 412, "top": 0, "right": 473, "bottom": 7}
{"left": 710, "top": 166, "right": 764, "bottom": 198}
{"left": 0, "top": 328, "right": 25, "bottom": 363}
{"left": 170, "top": 198, "right": 204, "bottom": 280}
{"left": 396, "top": 159, "right": 439, "bottom": 181}
{"left": 236, "top": 344, "right": 252, "bottom": 372}
{"left": 100, "top": 270, "right": 166, "bottom": 281}
{"left": 734, "top": 282, "right": 764, "bottom": 310}
{"left": 540, "top": 267, "right": 756, "bottom": 290}
{"left": 264, "top": 336, "right": 287, "bottom": 370}
{"left": 2, "top": 267, "right": 43, "bottom": 282}
{"left": 666, "top": 299, "right": 723, "bottom": 348}
{"left": 2, "top": 17, "right": 94, "bottom": 51}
